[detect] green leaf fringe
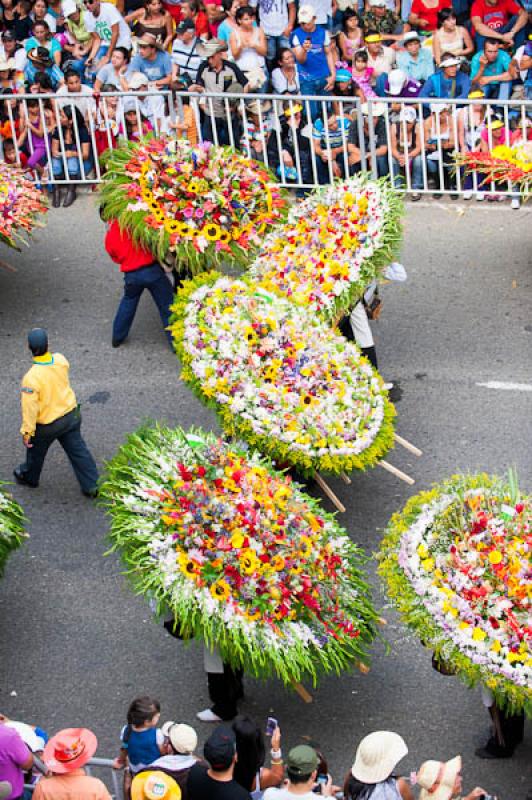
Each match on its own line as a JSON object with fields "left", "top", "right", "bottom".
{"left": 0, "top": 483, "right": 27, "bottom": 577}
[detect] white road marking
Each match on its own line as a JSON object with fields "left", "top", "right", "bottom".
{"left": 476, "top": 381, "right": 532, "bottom": 392}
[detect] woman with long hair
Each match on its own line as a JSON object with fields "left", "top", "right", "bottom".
{"left": 232, "top": 716, "right": 284, "bottom": 797}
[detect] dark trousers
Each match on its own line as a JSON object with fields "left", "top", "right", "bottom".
{"left": 201, "top": 115, "right": 241, "bottom": 147}
{"left": 113, "top": 263, "right": 174, "bottom": 346}
{"left": 207, "top": 663, "right": 244, "bottom": 720}
{"left": 19, "top": 408, "right": 98, "bottom": 492}
{"left": 486, "top": 704, "right": 525, "bottom": 754}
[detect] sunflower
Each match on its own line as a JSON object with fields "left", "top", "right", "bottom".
{"left": 179, "top": 552, "right": 200, "bottom": 580}
{"left": 244, "top": 608, "right": 262, "bottom": 622}
{"left": 177, "top": 222, "right": 193, "bottom": 238}
{"left": 210, "top": 580, "right": 231, "bottom": 601}
{"left": 187, "top": 180, "right": 200, "bottom": 193}
{"left": 148, "top": 200, "right": 160, "bottom": 213}
{"left": 270, "top": 555, "right": 285, "bottom": 572}
{"left": 203, "top": 223, "right": 222, "bottom": 242}
{"left": 301, "top": 393, "right": 314, "bottom": 407}
{"left": 153, "top": 210, "right": 166, "bottom": 223}
{"left": 298, "top": 535, "right": 312, "bottom": 558}
{"left": 218, "top": 230, "right": 231, "bottom": 245}
{"left": 239, "top": 548, "right": 259, "bottom": 575}
{"left": 164, "top": 219, "right": 181, "bottom": 234}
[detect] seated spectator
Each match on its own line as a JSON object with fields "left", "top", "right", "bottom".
{"left": 457, "top": 88, "right": 489, "bottom": 197}
{"left": 362, "top": 0, "right": 407, "bottom": 45}
{"left": 424, "top": 102, "right": 458, "bottom": 195}
{"left": 205, "top": 0, "right": 228, "bottom": 38}
{"left": 25, "top": 46, "right": 64, "bottom": 89}
{"left": 313, "top": 105, "right": 351, "bottom": 181}
{"left": 512, "top": 34, "right": 532, "bottom": 99}
{"left": 35, "top": 728, "right": 111, "bottom": 800}
{"left": 279, "top": 101, "right": 314, "bottom": 185}
{"left": 416, "top": 755, "right": 489, "bottom": 800}
{"left": 344, "top": 731, "right": 413, "bottom": 800}
{"left": 291, "top": 4, "right": 336, "bottom": 119}
{"left": 125, "top": 70, "right": 169, "bottom": 133}
{"left": 390, "top": 104, "right": 423, "bottom": 197}
{"left": 130, "top": 32, "right": 173, "bottom": 88}
{"left": 17, "top": 97, "right": 49, "bottom": 177}
{"left": 131, "top": 771, "right": 182, "bottom": 800}
{"left": 28, "top": 69, "right": 55, "bottom": 93}
{"left": 263, "top": 744, "right": 334, "bottom": 799}
{"left": 61, "top": 0, "right": 93, "bottom": 77}
{"left": 363, "top": 31, "right": 395, "bottom": 93}
{"left": 408, "top": 0, "right": 452, "bottom": 33}
{"left": 56, "top": 68, "right": 96, "bottom": 119}
{"left": 229, "top": 6, "right": 268, "bottom": 91}
{"left": 348, "top": 101, "right": 389, "bottom": 175}
{"left": 121, "top": 96, "right": 154, "bottom": 138}
{"left": 351, "top": 48, "right": 378, "bottom": 98}
{"left": 0, "top": 31, "right": 27, "bottom": 79}
{"left": 4, "top": 0, "right": 34, "bottom": 43}
{"left": 187, "top": 725, "right": 252, "bottom": 800}
{"left": 84, "top": 0, "right": 132, "bottom": 78}
{"left": 232, "top": 716, "right": 284, "bottom": 796}
{"left": 271, "top": 46, "right": 300, "bottom": 93}
{"left": 135, "top": 722, "right": 201, "bottom": 799}
{"left": 471, "top": 36, "right": 513, "bottom": 99}
{"left": 25, "top": 20, "right": 62, "bottom": 67}
{"left": 51, "top": 105, "right": 93, "bottom": 206}
{"left": 338, "top": 11, "right": 364, "bottom": 61}
{"left": 31, "top": 0, "right": 58, "bottom": 33}
{"left": 125, "top": 0, "right": 173, "bottom": 50}
{"left": 249, "top": 0, "right": 296, "bottom": 66}
{"left": 332, "top": 66, "right": 358, "bottom": 111}
{"left": 397, "top": 30, "right": 434, "bottom": 80}
{"left": 93, "top": 84, "right": 121, "bottom": 158}
{"left": 470, "top": 0, "right": 528, "bottom": 50}
{"left": 181, "top": 0, "right": 210, "bottom": 38}
{"left": 0, "top": 717, "right": 34, "bottom": 800}
{"left": 190, "top": 39, "right": 249, "bottom": 145}
{"left": 94, "top": 45, "right": 132, "bottom": 90}
{"left": 171, "top": 19, "right": 202, "bottom": 88}
{"left": 479, "top": 112, "right": 510, "bottom": 150}
{"left": 217, "top": 0, "right": 242, "bottom": 45}
{"left": 384, "top": 66, "right": 422, "bottom": 95}
{"left": 0, "top": 55, "right": 17, "bottom": 94}
{"left": 432, "top": 8, "right": 473, "bottom": 66}
{"left": 419, "top": 52, "right": 470, "bottom": 96}
{"left": 239, "top": 98, "right": 279, "bottom": 165}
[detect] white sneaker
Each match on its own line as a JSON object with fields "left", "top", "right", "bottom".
{"left": 463, "top": 190, "right": 473, "bottom": 200}
{"left": 511, "top": 197, "right": 520, "bottom": 209}
{"left": 383, "top": 382, "right": 394, "bottom": 390}
{"left": 196, "top": 708, "right": 223, "bottom": 722}
{"left": 475, "top": 192, "right": 485, "bottom": 202}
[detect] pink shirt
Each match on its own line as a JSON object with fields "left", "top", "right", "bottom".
{"left": 0, "top": 725, "right": 32, "bottom": 800}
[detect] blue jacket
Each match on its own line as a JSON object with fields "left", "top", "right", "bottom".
{"left": 419, "top": 69, "right": 471, "bottom": 99}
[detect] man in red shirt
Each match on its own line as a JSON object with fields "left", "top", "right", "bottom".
{"left": 470, "top": 0, "right": 528, "bottom": 49}
{"left": 104, "top": 219, "right": 175, "bottom": 349}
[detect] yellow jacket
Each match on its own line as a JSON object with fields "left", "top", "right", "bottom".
{"left": 20, "top": 352, "right": 77, "bottom": 437}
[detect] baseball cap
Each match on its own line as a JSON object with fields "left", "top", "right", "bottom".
{"left": 176, "top": 18, "right": 195, "bottom": 33}
{"left": 370, "top": 0, "right": 387, "bottom": 6}
{"left": 336, "top": 68, "right": 352, "bottom": 83}
{"left": 298, "top": 4, "right": 316, "bottom": 23}
{"left": 2, "top": 30, "right": 16, "bottom": 41}
{"left": 127, "top": 71, "right": 149, "bottom": 89}
{"left": 403, "top": 30, "right": 421, "bottom": 44}
{"left": 28, "top": 327, "right": 48, "bottom": 353}
{"left": 62, "top": 0, "right": 78, "bottom": 16}
{"left": 385, "top": 68, "right": 407, "bottom": 95}
{"left": 203, "top": 726, "right": 236, "bottom": 770}
{"left": 286, "top": 745, "right": 319, "bottom": 777}
{"left": 161, "top": 722, "right": 198, "bottom": 755}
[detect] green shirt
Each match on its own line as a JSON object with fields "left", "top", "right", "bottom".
{"left": 362, "top": 9, "right": 400, "bottom": 35}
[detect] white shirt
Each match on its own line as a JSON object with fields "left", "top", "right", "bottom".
{"left": 171, "top": 36, "right": 202, "bottom": 81}
{"left": 271, "top": 66, "right": 299, "bottom": 93}
{"left": 309, "top": 0, "right": 332, "bottom": 25}
{"left": 0, "top": 44, "right": 27, "bottom": 71}
{"left": 85, "top": 4, "right": 132, "bottom": 49}
{"left": 249, "top": 0, "right": 294, "bottom": 37}
{"left": 55, "top": 84, "right": 96, "bottom": 117}
{"left": 263, "top": 789, "right": 317, "bottom": 800}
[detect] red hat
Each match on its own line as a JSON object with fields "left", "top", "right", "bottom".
{"left": 43, "top": 728, "right": 98, "bottom": 774}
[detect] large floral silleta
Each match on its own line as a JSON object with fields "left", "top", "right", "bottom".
{"left": 378, "top": 474, "right": 531, "bottom": 716}
{"left": 0, "top": 484, "right": 26, "bottom": 576}
{"left": 100, "top": 425, "right": 379, "bottom": 684}
{"left": 456, "top": 144, "right": 532, "bottom": 199}
{"left": 250, "top": 176, "right": 403, "bottom": 321}
{"left": 99, "top": 138, "right": 289, "bottom": 271}
{"left": 170, "top": 273, "right": 395, "bottom": 476}
{"left": 0, "top": 164, "right": 48, "bottom": 249}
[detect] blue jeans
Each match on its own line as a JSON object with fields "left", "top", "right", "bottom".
{"left": 266, "top": 34, "right": 290, "bottom": 63}
{"left": 350, "top": 154, "right": 389, "bottom": 179}
{"left": 19, "top": 408, "right": 98, "bottom": 492}
{"left": 392, "top": 155, "right": 423, "bottom": 189}
{"left": 52, "top": 156, "right": 93, "bottom": 180}
{"left": 474, "top": 15, "right": 526, "bottom": 50}
{"left": 113, "top": 263, "right": 174, "bottom": 346}
{"left": 298, "top": 77, "right": 330, "bottom": 120}
{"left": 482, "top": 81, "right": 512, "bottom": 100}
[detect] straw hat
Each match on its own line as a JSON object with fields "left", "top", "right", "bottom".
{"left": 197, "top": 39, "right": 228, "bottom": 58}
{"left": 137, "top": 32, "right": 162, "bottom": 49}
{"left": 43, "top": 728, "right": 98, "bottom": 774}
{"left": 351, "top": 731, "right": 408, "bottom": 784}
{"left": 417, "top": 756, "right": 462, "bottom": 800}
{"left": 131, "top": 772, "right": 182, "bottom": 800}
{"left": 245, "top": 99, "right": 272, "bottom": 115}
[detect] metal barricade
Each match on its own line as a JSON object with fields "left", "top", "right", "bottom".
{"left": 1, "top": 88, "right": 530, "bottom": 199}
{"left": 24, "top": 757, "right": 124, "bottom": 799}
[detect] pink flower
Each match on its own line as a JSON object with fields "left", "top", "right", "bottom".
{"left": 183, "top": 207, "right": 195, "bottom": 219}
{"left": 195, "top": 208, "right": 205, "bottom": 219}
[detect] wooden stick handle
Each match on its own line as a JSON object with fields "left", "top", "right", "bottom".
{"left": 357, "top": 662, "right": 370, "bottom": 674}
{"left": 340, "top": 472, "right": 352, "bottom": 485}
{"left": 378, "top": 460, "right": 415, "bottom": 485}
{"left": 0, "top": 258, "right": 17, "bottom": 273}
{"left": 394, "top": 434, "right": 423, "bottom": 457}
{"left": 292, "top": 682, "right": 313, "bottom": 703}
{"left": 314, "top": 472, "right": 346, "bottom": 513}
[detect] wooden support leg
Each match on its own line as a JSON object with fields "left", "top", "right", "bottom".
{"left": 378, "top": 460, "right": 415, "bottom": 485}
{"left": 0, "top": 258, "right": 16, "bottom": 273}
{"left": 314, "top": 472, "right": 346, "bottom": 513}
{"left": 340, "top": 472, "right": 351, "bottom": 485}
{"left": 292, "top": 682, "right": 313, "bottom": 703}
{"left": 394, "top": 434, "right": 423, "bottom": 457}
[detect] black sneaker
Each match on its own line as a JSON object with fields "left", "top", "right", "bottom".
{"left": 82, "top": 488, "right": 98, "bottom": 498}
{"left": 13, "top": 468, "right": 38, "bottom": 488}
{"left": 475, "top": 743, "right": 514, "bottom": 760}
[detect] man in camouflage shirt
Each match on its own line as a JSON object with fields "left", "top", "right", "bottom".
{"left": 361, "top": 0, "right": 408, "bottom": 45}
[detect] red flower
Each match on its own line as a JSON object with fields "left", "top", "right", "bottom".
{"left": 177, "top": 463, "right": 193, "bottom": 481}
{"left": 197, "top": 466, "right": 206, "bottom": 478}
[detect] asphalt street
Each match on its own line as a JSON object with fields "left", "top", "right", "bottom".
{"left": 0, "top": 196, "right": 531, "bottom": 799}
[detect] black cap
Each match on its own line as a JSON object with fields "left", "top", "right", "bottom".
{"left": 28, "top": 328, "right": 48, "bottom": 355}
{"left": 176, "top": 18, "right": 195, "bottom": 33}
{"left": 2, "top": 30, "right": 16, "bottom": 41}
{"left": 203, "top": 726, "right": 236, "bottom": 771}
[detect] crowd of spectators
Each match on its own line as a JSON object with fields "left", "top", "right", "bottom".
{"left": 0, "top": 0, "right": 531, "bottom": 203}
{"left": 0, "top": 705, "right": 503, "bottom": 800}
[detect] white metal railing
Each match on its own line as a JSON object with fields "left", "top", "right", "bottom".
{"left": 1, "top": 89, "right": 530, "bottom": 199}
{"left": 24, "top": 757, "right": 124, "bottom": 799}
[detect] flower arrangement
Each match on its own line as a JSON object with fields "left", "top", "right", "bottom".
{"left": 378, "top": 473, "right": 532, "bottom": 716}
{"left": 100, "top": 424, "right": 379, "bottom": 684}
{"left": 0, "top": 163, "right": 48, "bottom": 249}
{"left": 99, "top": 138, "right": 289, "bottom": 272}
{"left": 456, "top": 144, "right": 532, "bottom": 199}
{"left": 250, "top": 176, "right": 403, "bottom": 321}
{"left": 170, "top": 272, "right": 395, "bottom": 476}
{"left": 0, "top": 483, "right": 27, "bottom": 577}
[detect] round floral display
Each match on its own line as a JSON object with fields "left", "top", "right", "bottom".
{"left": 99, "top": 138, "right": 289, "bottom": 271}
{"left": 378, "top": 474, "right": 531, "bottom": 715}
{"left": 170, "top": 273, "right": 395, "bottom": 475}
{"left": 250, "top": 176, "right": 403, "bottom": 320}
{"left": 0, "top": 163, "right": 47, "bottom": 250}
{"left": 0, "top": 483, "right": 27, "bottom": 577}
{"left": 101, "top": 425, "right": 379, "bottom": 684}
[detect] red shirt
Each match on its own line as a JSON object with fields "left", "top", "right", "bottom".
{"left": 195, "top": 10, "right": 210, "bottom": 37}
{"left": 470, "top": 0, "right": 521, "bottom": 31}
{"left": 410, "top": 0, "right": 451, "bottom": 30}
{"left": 105, "top": 220, "right": 155, "bottom": 272}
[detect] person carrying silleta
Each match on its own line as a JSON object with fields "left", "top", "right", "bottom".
{"left": 14, "top": 328, "right": 99, "bottom": 497}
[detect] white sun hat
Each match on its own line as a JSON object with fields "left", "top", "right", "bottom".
{"left": 351, "top": 731, "right": 408, "bottom": 784}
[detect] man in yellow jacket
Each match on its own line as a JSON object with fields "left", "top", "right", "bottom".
{"left": 14, "top": 328, "right": 99, "bottom": 497}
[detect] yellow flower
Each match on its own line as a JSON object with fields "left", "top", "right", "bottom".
{"left": 188, "top": 180, "right": 200, "bottom": 193}
{"left": 488, "top": 550, "right": 503, "bottom": 565}
{"left": 165, "top": 219, "right": 182, "bottom": 234}
{"left": 239, "top": 548, "right": 259, "bottom": 575}
{"left": 271, "top": 555, "right": 285, "bottom": 571}
{"left": 245, "top": 609, "right": 262, "bottom": 621}
{"left": 472, "top": 627, "right": 487, "bottom": 641}
{"left": 210, "top": 580, "right": 231, "bottom": 601}
{"left": 231, "top": 531, "right": 245, "bottom": 549}
{"left": 218, "top": 230, "right": 231, "bottom": 245}
{"left": 417, "top": 543, "right": 429, "bottom": 559}
{"left": 179, "top": 554, "right": 200, "bottom": 580}
{"left": 203, "top": 223, "right": 222, "bottom": 241}
{"left": 421, "top": 558, "right": 435, "bottom": 572}
{"left": 298, "top": 535, "right": 312, "bottom": 558}
{"left": 491, "top": 640, "right": 502, "bottom": 653}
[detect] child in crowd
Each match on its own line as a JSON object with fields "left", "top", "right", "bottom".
{"left": 113, "top": 695, "right": 165, "bottom": 776}
{"left": 120, "top": 99, "right": 153, "bottom": 141}
{"left": 169, "top": 95, "right": 198, "bottom": 145}
{"left": 17, "top": 98, "right": 49, "bottom": 177}
{"left": 351, "top": 49, "right": 377, "bottom": 100}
